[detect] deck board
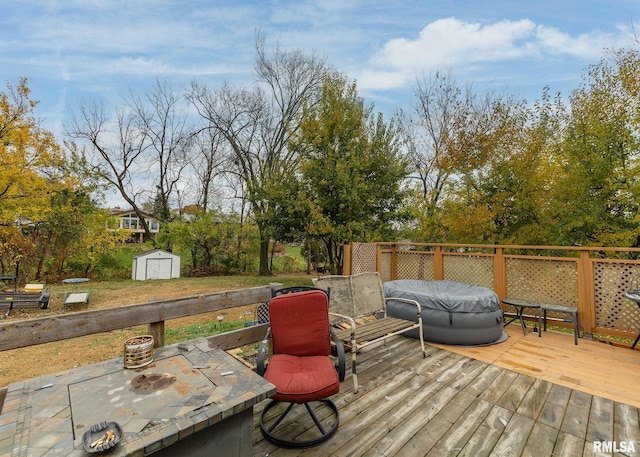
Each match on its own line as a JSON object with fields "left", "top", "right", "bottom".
{"left": 251, "top": 326, "right": 640, "bottom": 456}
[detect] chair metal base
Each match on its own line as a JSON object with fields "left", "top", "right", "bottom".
{"left": 260, "top": 399, "right": 339, "bottom": 448}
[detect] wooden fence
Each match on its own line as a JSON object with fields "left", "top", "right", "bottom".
{"left": 0, "top": 284, "right": 281, "bottom": 353}
{"left": 2, "top": 242, "right": 640, "bottom": 355}
{"left": 345, "top": 242, "right": 640, "bottom": 341}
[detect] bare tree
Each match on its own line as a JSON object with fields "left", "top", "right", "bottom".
{"left": 397, "top": 72, "right": 516, "bottom": 215}
{"left": 190, "top": 36, "right": 325, "bottom": 275}
{"left": 66, "top": 80, "right": 195, "bottom": 245}
{"left": 128, "top": 79, "right": 193, "bottom": 221}
{"left": 396, "top": 71, "right": 464, "bottom": 214}
{"left": 190, "top": 125, "right": 228, "bottom": 213}
{"left": 65, "top": 98, "right": 155, "bottom": 237}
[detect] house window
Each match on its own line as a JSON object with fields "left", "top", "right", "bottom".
{"left": 150, "top": 220, "right": 158, "bottom": 230}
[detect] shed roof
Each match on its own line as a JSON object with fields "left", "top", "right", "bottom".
{"left": 133, "top": 249, "right": 180, "bottom": 259}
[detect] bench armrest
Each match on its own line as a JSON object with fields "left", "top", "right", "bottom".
{"left": 328, "top": 312, "right": 356, "bottom": 329}
{"left": 384, "top": 297, "right": 422, "bottom": 317}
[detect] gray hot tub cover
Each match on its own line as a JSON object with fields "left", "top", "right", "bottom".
{"left": 383, "top": 280, "right": 505, "bottom": 345}
{"left": 383, "top": 279, "right": 500, "bottom": 312}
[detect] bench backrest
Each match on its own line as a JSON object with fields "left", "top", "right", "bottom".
{"left": 313, "top": 272, "right": 385, "bottom": 318}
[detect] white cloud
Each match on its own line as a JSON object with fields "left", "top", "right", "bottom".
{"left": 358, "top": 17, "right": 633, "bottom": 91}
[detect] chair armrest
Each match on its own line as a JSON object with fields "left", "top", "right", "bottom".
{"left": 256, "top": 327, "right": 271, "bottom": 376}
{"left": 384, "top": 297, "right": 422, "bottom": 316}
{"left": 328, "top": 312, "right": 356, "bottom": 329}
{"left": 329, "top": 311, "right": 357, "bottom": 339}
{"left": 330, "top": 328, "right": 346, "bottom": 382}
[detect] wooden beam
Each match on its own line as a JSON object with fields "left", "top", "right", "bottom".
{"left": 434, "top": 246, "right": 444, "bottom": 280}
{"left": 0, "top": 285, "right": 274, "bottom": 351}
{"left": 578, "top": 251, "right": 595, "bottom": 337}
{"left": 149, "top": 321, "right": 165, "bottom": 347}
{"left": 494, "top": 247, "right": 507, "bottom": 300}
{"left": 206, "top": 323, "right": 269, "bottom": 350}
{"left": 343, "top": 243, "right": 352, "bottom": 275}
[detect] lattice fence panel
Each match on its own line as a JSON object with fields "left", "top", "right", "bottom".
{"left": 395, "top": 251, "right": 435, "bottom": 280}
{"left": 505, "top": 257, "right": 578, "bottom": 306}
{"left": 442, "top": 254, "right": 494, "bottom": 289}
{"left": 380, "top": 252, "right": 392, "bottom": 282}
{"left": 350, "top": 243, "right": 377, "bottom": 275}
{"left": 593, "top": 261, "right": 640, "bottom": 332}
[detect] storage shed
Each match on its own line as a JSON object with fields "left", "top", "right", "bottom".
{"left": 132, "top": 249, "right": 181, "bottom": 281}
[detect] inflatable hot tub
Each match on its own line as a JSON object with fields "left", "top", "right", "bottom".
{"left": 383, "top": 280, "right": 505, "bottom": 346}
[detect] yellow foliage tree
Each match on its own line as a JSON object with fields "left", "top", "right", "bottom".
{"left": 0, "top": 78, "right": 83, "bottom": 275}
{"left": 0, "top": 78, "right": 71, "bottom": 224}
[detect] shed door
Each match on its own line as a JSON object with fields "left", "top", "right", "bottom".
{"left": 146, "top": 259, "right": 170, "bottom": 280}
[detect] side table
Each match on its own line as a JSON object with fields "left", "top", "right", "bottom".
{"left": 62, "top": 277, "right": 90, "bottom": 306}
{"left": 502, "top": 298, "right": 540, "bottom": 336}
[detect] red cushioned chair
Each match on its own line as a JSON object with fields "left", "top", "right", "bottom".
{"left": 257, "top": 288, "right": 345, "bottom": 448}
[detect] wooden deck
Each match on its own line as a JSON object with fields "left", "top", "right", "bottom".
{"left": 251, "top": 326, "right": 640, "bottom": 456}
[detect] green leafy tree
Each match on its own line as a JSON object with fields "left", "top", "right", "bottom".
{"left": 167, "top": 211, "right": 257, "bottom": 275}
{"left": 293, "top": 72, "right": 408, "bottom": 273}
{"left": 451, "top": 88, "right": 565, "bottom": 244}
{"left": 550, "top": 48, "right": 640, "bottom": 247}
{"left": 34, "top": 189, "right": 126, "bottom": 278}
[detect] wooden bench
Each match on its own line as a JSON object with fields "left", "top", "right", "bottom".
{"left": 0, "top": 286, "right": 50, "bottom": 318}
{"left": 313, "top": 272, "right": 426, "bottom": 393}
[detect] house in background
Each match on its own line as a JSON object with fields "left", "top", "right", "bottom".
{"left": 108, "top": 209, "right": 160, "bottom": 243}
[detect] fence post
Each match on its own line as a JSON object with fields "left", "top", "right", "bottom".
{"left": 494, "top": 247, "right": 507, "bottom": 300}
{"left": 578, "top": 250, "right": 594, "bottom": 338}
{"left": 343, "top": 243, "right": 352, "bottom": 275}
{"left": 390, "top": 244, "right": 398, "bottom": 280}
{"left": 434, "top": 246, "right": 444, "bottom": 280}
{"left": 148, "top": 322, "right": 165, "bottom": 348}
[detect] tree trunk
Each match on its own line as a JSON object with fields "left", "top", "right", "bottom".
{"left": 259, "top": 238, "right": 271, "bottom": 276}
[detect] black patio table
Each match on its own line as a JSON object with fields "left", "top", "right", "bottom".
{"left": 502, "top": 298, "right": 541, "bottom": 336}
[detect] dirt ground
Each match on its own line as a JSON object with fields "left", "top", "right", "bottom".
{"left": 0, "top": 279, "right": 275, "bottom": 388}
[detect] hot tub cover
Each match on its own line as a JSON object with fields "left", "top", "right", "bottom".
{"left": 383, "top": 280, "right": 505, "bottom": 345}
{"left": 383, "top": 280, "right": 500, "bottom": 312}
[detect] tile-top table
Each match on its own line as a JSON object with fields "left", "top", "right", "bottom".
{"left": 0, "top": 337, "right": 275, "bottom": 457}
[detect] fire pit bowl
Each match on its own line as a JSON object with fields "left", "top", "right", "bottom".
{"left": 82, "top": 421, "right": 123, "bottom": 453}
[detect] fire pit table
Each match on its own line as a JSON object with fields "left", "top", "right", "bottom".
{"left": 0, "top": 337, "right": 275, "bottom": 457}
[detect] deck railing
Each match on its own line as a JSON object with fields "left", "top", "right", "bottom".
{"left": 0, "top": 284, "right": 281, "bottom": 353}
{"left": 2, "top": 242, "right": 640, "bottom": 354}
{"left": 346, "top": 242, "right": 640, "bottom": 341}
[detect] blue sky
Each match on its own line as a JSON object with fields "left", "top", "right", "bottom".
{"left": 1, "top": 0, "right": 638, "bottom": 138}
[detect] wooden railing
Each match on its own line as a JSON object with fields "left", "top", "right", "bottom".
{"left": 3, "top": 242, "right": 640, "bottom": 355}
{"left": 346, "top": 242, "right": 640, "bottom": 342}
{"left": 0, "top": 284, "right": 281, "bottom": 352}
